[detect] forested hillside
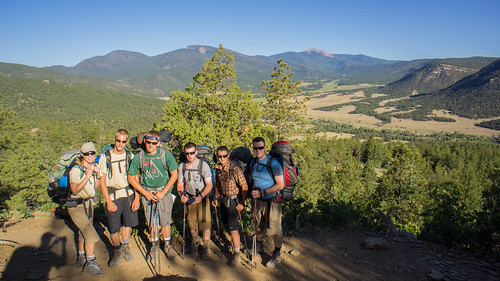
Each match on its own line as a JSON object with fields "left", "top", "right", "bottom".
{"left": 0, "top": 76, "right": 164, "bottom": 137}
{"left": 381, "top": 62, "right": 479, "bottom": 96}
{"left": 388, "top": 58, "right": 500, "bottom": 119}
{"left": 0, "top": 62, "right": 143, "bottom": 95}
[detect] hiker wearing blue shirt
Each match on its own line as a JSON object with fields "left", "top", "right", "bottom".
{"left": 250, "top": 137, "right": 284, "bottom": 269}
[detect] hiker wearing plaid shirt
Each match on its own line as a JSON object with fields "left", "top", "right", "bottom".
{"left": 213, "top": 146, "right": 248, "bottom": 267}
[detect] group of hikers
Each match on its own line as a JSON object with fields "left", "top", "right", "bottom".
{"left": 66, "top": 129, "right": 285, "bottom": 277}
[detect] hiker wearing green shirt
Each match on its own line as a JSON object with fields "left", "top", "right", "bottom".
{"left": 128, "top": 130, "right": 179, "bottom": 260}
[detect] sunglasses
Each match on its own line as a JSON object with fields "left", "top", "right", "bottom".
{"left": 82, "top": 152, "right": 96, "bottom": 156}
{"left": 217, "top": 154, "right": 229, "bottom": 159}
{"left": 253, "top": 146, "right": 265, "bottom": 151}
{"left": 115, "top": 139, "right": 128, "bottom": 144}
{"left": 185, "top": 151, "right": 196, "bottom": 156}
{"left": 145, "top": 141, "right": 159, "bottom": 145}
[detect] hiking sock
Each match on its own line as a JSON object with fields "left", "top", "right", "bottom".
{"left": 234, "top": 246, "right": 240, "bottom": 253}
{"left": 274, "top": 247, "right": 281, "bottom": 255}
{"left": 76, "top": 251, "right": 86, "bottom": 268}
{"left": 86, "top": 255, "right": 96, "bottom": 261}
{"left": 163, "top": 237, "right": 171, "bottom": 245}
{"left": 122, "top": 239, "right": 129, "bottom": 244}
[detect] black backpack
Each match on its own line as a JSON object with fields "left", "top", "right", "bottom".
{"left": 228, "top": 146, "right": 252, "bottom": 188}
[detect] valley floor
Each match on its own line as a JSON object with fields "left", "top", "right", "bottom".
{"left": 306, "top": 92, "right": 500, "bottom": 137}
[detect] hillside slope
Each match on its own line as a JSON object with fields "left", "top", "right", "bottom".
{"left": 421, "top": 59, "right": 500, "bottom": 118}
{"left": 381, "top": 62, "right": 479, "bottom": 96}
{"left": 0, "top": 76, "right": 165, "bottom": 132}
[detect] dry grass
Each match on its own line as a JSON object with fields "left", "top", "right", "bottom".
{"left": 306, "top": 92, "right": 500, "bottom": 137}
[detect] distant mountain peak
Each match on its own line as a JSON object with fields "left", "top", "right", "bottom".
{"left": 304, "top": 48, "right": 334, "bottom": 58}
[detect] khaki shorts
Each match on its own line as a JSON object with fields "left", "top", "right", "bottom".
{"left": 254, "top": 199, "right": 282, "bottom": 236}
{"left": 67, "top": 200, "right": 100, "bottom": 244}
{"left": 187, "top": 197, "right": 211, "bottom": 232}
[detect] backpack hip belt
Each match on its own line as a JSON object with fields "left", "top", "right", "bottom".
{"left": 257, "top": 193, "right": 280, "bottom": 203}
{"left": 108, "top": 185, "right": 133, "bottom": 202}
{"left": 220, "top": 194, "right": 238, "bottom": 208}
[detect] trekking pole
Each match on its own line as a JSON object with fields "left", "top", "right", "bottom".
{"left": 154, "top": 201, "right": 160, "bottom": 276}
{"left": 238, "top": 209, "right": 249, "bottom": 262}
{"left": 195, "top": 189, "right": 201, "bottom": 261}
{"left": 147, "top": 200, "right": 156, "bottom": 275}
{"left": 214, "top": 201, "right": 220, "bottom": 235}
{"left": 150, "top": 200, "right": 160, "bottom": 276}
{"left": 252, "top": 198, "right": 257, "bottom": 270}
{"left": 182, "top": 197, "right": 187, "bottom": 260}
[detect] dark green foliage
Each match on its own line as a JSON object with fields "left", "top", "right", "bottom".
{"left": 312, "top": 119, "right": 495, "bottom": 143}
{"left": 476, "top": 119, "right": 500, "bottom": 130}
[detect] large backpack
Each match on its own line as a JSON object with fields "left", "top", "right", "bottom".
{"left": 47, "top": 150, "right": 81, "bottom": 205}
{"left": 130, "top": 130, "right": 172, "bottom": 153}
{"left": 228, "top": 146, "right": 252, "bottom": 192}
{"left": 180, "top": 145, "right": 215, "bottom": 197}
{"left": 269, "top": 141, "right": 299, "bottom": 202}
{"left": 101, "top": 144, "right": 133, "bottom": 179}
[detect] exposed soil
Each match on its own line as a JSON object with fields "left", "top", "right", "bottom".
{"left": 0, "top": 213, "right": 498, "bottom": 281}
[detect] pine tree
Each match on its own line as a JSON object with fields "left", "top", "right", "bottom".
{"left": 261, "top": 59, "right": 309, "bottom": 140}
{"left": 160, "top": 45, "right": 262, "bottom": 149}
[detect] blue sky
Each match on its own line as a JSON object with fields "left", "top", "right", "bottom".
{"left": 1, "top": 0, "right": 499, "bottom": 67}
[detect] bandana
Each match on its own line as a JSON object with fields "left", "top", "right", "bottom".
{"left": 145, "top": 136, "right": 160, "bottom": 142}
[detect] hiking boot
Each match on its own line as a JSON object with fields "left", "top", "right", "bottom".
{"left": 266, "top": 249, "right": 282, "bottom": 269}
{"left": 255, "top": 241, "right": 264, "bottom": 256}
{"left": 122, "top": 243, "right": 135, "bottom": 261}
{"left": 75, "top": 254, "right": 86, "bottom": 268}
{"left": 83, "top": 258, "right": 104, "bottom": 276}
{"left": 201, "top": 245, "right": 210, "bottom": 260}
{"left": 163, "top": 244, "right": 176, "bottom": 260}
{"left": 190, "top": 243, "right": 199, "bottom": 258}
{"left": 148, "top": 244, "right": 159, "bottom": 261}
{"left": 229, "top": 252, "right": 241, "bottom": 267}
{"left": 108, "top": 246, "right": 124, "bottom": 268}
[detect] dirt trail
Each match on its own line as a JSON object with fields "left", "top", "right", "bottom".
{"left": 0, "top": 214, "right": 498, "bottom": 281}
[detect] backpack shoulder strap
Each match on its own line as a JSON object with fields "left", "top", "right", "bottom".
{"left": 229, "top": 161, "right": 238, "bottom": 184}
{"left": 125, "top": 150, "right": 132, "bottom": 171}
{"left": 159, "top": 147, "right": 168, "bottom": 171}
{"left": 265, "top": 156, "right": 275, "bottom": 179}
{"left": 197, "top": 158, "right": 205, "bottom": 182}
{"left": 105, "top": 150, "right": 112, "bottom": 179}
{"left": 138, "top": 150, "right": 145, "bottom": 171}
